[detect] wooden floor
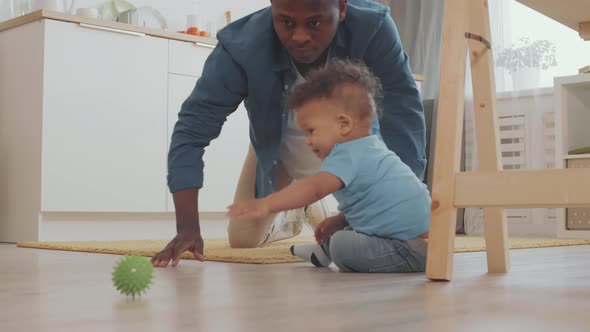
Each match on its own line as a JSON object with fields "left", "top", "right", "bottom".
{"left": 1, "top": 243, "right": 589, "bottom": 332}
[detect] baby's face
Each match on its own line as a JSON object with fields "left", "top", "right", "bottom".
{"left": 296, "top": 99, "right": 346, "bottom": 160}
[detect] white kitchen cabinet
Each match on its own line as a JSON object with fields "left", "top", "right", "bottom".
{"left": 41, "top": 20, "right": 169, "bottom": 212}
{"left": 168, "top": 40, "right": 213, "bottom": 77}
{"left": 0, "top": 14, "right": 231, "bottom": 241}
{"left": 167, "top": 73, "right": 250, "bottom": 212}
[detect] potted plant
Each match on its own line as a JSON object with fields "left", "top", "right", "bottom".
{"left": 496, "top": 37, "right": 557, "bottom": 89}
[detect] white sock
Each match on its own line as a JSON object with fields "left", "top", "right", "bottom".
{"left": 290, "top": 243, "right": 332, "bottom": 267}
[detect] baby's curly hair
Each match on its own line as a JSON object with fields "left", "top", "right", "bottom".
{"left": 286, "top": 59, "right": 383, "bottom": 121}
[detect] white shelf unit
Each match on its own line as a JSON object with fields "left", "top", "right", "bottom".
{"left": 554, "top": 74, "right": 590, "bottom": 238}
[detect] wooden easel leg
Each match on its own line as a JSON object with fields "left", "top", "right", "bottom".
{"left": 467, "top": 0, "right": 510, "bottom": 273}
{"left": 426, "top": 0, "right": 469, "bottom": 281}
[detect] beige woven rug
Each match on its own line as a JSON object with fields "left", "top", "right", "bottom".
{"left": 17, "top": 236, "right": 590, "bottom": 264}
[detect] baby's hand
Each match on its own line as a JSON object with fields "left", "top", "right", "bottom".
{"left": 227, "top": 199, "right": 271, "bottom": 221}
{"left": 315, "top": 217, "right": 345, "bottom": 245}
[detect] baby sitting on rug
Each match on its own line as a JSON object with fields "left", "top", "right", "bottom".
{"left": 227, "top": 59, "right": 431, "bottom": 273}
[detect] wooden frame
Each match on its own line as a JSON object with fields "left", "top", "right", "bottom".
{"left": 580, "top": 22, "right": 590, "bottom": 40}
{"left": 515, "top": 0, "right": 590, "bottom": 41}
{"left": 426, "top": 0, "right": 590, "bottom": 281}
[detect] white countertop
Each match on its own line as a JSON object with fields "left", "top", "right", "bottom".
{"left": 0, "top": 10, "right": 218, "bottom": 45}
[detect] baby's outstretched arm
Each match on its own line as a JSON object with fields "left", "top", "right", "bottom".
{"left": 227, "top": 172, "right": 343, "bottom": 221}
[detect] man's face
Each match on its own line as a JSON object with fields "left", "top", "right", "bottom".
{"left": 271, "top": 0, "right": 346, "bottom": 64}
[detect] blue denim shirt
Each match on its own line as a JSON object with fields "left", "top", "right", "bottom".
{"left": 168, "top": 0, "right": 426, "bottom": 198}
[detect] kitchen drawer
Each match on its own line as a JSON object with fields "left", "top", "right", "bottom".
{"left": 169, "top": 39, "right": 215, "bottom": 77}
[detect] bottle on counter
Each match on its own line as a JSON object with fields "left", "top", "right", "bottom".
{"left": 185, "top": 0, "right": 203, "bottom": 36}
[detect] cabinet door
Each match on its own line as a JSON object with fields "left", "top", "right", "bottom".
{"left": 168, "top": 40, "right": 212, "bottom": 77}
{"left": 41, "top": 20, "right": 168, "bottom": 212}
{"left": 167, "top": 74, "right": 249, "bottom": 212}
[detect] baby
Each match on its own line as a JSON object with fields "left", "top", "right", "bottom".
{"left": 228, "top": 59, "right": 431, "bottom": 273}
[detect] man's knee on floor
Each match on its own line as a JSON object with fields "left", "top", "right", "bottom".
{"left": 227, "top": 224, "right": 261, "bottom": 248}
{"left": 228, "top": 235, "right": 260, "bottom": 248}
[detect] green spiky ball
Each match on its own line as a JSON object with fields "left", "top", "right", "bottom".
{"left": 112, "top": 256, "right": 154, "bottom": 297}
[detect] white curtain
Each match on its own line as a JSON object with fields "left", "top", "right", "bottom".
{"left": 382, "top": 0, "right": 444, "bottom": 100}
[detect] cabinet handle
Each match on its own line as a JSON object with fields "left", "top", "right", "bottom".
{"left": 79, "top": 23, "right": 146, "bottom": 37}
{"left": 195, "top": 42, "right": 216, "bottom": 49}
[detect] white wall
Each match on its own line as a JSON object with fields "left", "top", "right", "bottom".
{"left": 1, "top": 0, "right": 271, "bottom": 33}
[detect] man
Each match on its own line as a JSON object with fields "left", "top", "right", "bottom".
{"left": 151, "top": 0, "right": 426, "bottom": 267}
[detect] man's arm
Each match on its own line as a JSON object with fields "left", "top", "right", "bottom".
{"left": 173, "top": 189, "right": 200, "bottom": 234}
{"left": 227, "top": 172, "right": 343, "bottom": 220}
{"left": 364, "top": 13, "right": 427, "bottom": 180}
{"left": 153, "top": 43, "right": 247, "bottom": 267}
{"left": 168, "top": 43, "right": 247, "bottom": 227}
{"left": 168, "top": 44, "right": 248, "bottom": 193}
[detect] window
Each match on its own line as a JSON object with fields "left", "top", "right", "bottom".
{"left": 492, "top": 0, "right": 590, "bottom": 92}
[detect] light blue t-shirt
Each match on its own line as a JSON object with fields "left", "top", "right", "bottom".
{"left": 319, "top": 135, "right": 431, "bottom": 240}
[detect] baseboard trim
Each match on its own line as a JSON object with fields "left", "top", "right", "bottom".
{"left": 38, "top": 212, "right": 230, "bottom": 242}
